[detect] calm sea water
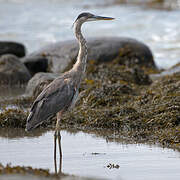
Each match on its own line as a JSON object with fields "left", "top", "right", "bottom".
{"left": 0, "top": 0, "right": 180, "bottom": 69}
{"left": 0, "top": 130, "right": 180, "bottom": 180}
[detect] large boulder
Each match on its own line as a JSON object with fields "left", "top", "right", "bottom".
{"left": 0, "top": 41, "right": 26, "bottom": 57}
{"left": 25, "top": 72, "right": 59, "bottom": 98}
{"left": 22, "top": 37, "right": 156, "bottom": 75}
{"left": 0, "top": 54, "right": 31, "bottom": 85}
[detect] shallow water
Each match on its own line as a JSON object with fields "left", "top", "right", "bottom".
{"left": 0, "top": 0, "right": 180, "bottom": 69}
{"left": 0, "top": 130, "right": 180, "bottom": 180}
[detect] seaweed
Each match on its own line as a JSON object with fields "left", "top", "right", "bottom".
{"left": 0, "top": 59, "right": 179, "bottom": 151}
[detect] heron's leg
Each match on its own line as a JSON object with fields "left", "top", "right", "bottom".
{"left": 57, "top": 131, "right": 62, "bottom": 174}
{"left": 54, "top": 111, "right": 62, "bottom": 175}
{"left": 54, "top": 130, "right": 57, "bottom": 174}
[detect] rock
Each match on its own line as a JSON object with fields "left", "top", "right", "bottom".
{"left": 0, "top": 164, "right": 93, "bottom": 180}
{"left": 0, "top": 109, "right": 27, "bottom": 128}
{"left": 26, "top": 57, "right": 152, "bottom": 100}
{"left": 22, "top": 37, "right": 156, "bottom": 75}
{"left": 26, "top": 72, "right": 59, "bottom": 98}
{"left": 132, "top": 67, "right": 152, "bottom": 85}
{"left": 63, "top": 59, "right": 180, "bottom": 150}
{"left": 0, "top": 41, "right": 26, "bottom": 57}
{"left": 0, "top": 54, "right": 31, "bottom": 85}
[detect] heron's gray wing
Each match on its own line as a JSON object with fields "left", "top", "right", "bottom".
{"left": 26, "top": 77, "right": 75, "bottom": 131}
{"left": 30, "top": 77, "right": 64, "bottom": 112}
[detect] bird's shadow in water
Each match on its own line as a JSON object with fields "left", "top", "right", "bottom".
{"left": 54, "top": 130, "right": 62, "bottom": 175}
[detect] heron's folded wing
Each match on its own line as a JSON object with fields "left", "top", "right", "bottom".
{"left": 30, "top": 76, "right": 66, "bottom": 111}
{"left": 26, "top": 78, "right": 75, "bottom": 130}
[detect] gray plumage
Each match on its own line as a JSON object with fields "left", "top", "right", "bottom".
{"left": 26, "top": 76, "right": 75, "bottom": 130}
{"left": 26, "top": 12, "right": 114, "bottom": 131}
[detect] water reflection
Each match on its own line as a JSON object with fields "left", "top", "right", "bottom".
{"left": 0, "top": 129, "right": 180, "bottom": 179}
{"left": 0, "top": 127, "right": 130, "bottom": 145}
{"left": 0, "top": 127, "right": 48, "bottom": 138}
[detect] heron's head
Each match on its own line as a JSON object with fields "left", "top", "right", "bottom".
{"left": 74, "top": 12, "right": 114, "bottom": 26}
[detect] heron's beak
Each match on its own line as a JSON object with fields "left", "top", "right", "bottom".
{"left": 88, "top": 15, "right": 115, "bottom": 21}
{"left": 94, "top": 15, "right": 115, "bottom": 21}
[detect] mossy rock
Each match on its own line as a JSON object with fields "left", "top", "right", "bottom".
{"left": 1, "top": 58, "right": 179, "bottom": 150}
{"left": 0, "top": 109, "right": 28, "bottom": 128}
{"left": 0, "top": 164, "right": 52, "bottom": 176}
{"left": 0, "top": 107, "right": 54, "bottom": 129}
{"left": 0, "top": 164, "right": 97, "bottom": 180}
{"left": 63, "top": 66, "right": 180, "bottom": 150}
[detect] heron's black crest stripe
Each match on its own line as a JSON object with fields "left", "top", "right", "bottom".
{"left": 76, "top": 12, "right": 93, "bottom": 21}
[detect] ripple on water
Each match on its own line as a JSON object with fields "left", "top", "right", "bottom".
{"left": 0, "top": 130, "right": 180, "bottom": 180}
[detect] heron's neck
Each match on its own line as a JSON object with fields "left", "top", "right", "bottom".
{"left": 72, "top": 22, "right": 87, "bottom": 77}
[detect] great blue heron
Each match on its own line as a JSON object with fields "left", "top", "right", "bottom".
{"left": 26, "top": 12, "right": 114, "bottom": 174}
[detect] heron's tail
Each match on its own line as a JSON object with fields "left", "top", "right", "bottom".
{"left": 26, "top": 111, "right": 37, "bottom": 131}
{"left": 25, "top": 101, "right": 43, "bottom": 131}
{"left": 25, "top": 100, "right": 54, "bottom": 131}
